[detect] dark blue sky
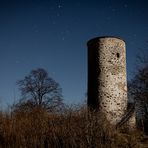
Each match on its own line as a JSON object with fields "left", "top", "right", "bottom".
{"left": 0, "top": 0, "right": 148, "bottom": 108}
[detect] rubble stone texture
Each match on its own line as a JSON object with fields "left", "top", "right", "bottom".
{"left": 87, "top": 36, "right": 128, "bottom": 124}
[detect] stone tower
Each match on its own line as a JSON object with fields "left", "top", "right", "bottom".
{"left": 87, "top": 36, "right": 127, "bottom": 125}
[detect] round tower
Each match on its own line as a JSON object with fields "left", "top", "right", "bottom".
{"left": 87, "top": 36, "right": 127, "bottom": 124}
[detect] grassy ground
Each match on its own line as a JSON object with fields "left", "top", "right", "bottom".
{"left": 0, "top": 106, "right": 147, "bottom": 148}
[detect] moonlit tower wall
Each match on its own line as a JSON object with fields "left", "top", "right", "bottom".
{"left": 87, "top": 36, "right": 127, "bottom": 124}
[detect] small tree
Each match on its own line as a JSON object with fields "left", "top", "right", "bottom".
{"left": 16, "top": 68, "right": 63, "bottom": 112}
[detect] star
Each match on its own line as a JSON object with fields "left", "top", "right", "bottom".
{"left": 124, "top": 4, "right": 128, "bottom": 8}
{"left": 34, "top": 30, "right": 39, "bottom": 33}
{"left": 58, "top": 4, "right": 62, "bottom": 9}
{"left": 52, "top": 21, "right": 56, "bottom": 25}
{"left": 15, "top": 60, "right": 20, "bottom": 64}
{"left": 57, "top": 13, "right": 60, "bottom": 17}
{"left": 62, "top": 37, "right": 65, "bottom": 40}
{"left": 112, "top": 8, "right": 116, "bottom": 12}
{"left": 32, "top": 25, "right": 39, "bottom": 33}
{"left": 106, "top": 17, "right": 111, "bottom": 21}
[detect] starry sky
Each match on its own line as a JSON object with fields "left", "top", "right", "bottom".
{"left": 0, "top": 0, "right": 148, "bottom": 108}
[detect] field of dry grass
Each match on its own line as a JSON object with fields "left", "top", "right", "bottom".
{"left": 0, "top": 106, "right": 147, "bottom": 148}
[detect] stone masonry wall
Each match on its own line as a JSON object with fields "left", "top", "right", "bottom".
{"left": 87, "top": 36, "right": 128, "bottom": 124}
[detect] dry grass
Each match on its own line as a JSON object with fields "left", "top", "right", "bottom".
{"left": 0, "top": 106, "right": 147, "bottom": 148}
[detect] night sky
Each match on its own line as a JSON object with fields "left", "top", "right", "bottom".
{"left": 0, "top": 0, "right": 148, "bottom": 108}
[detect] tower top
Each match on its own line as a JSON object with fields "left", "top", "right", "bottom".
{"left": 87, "top": 36, "right": 125, "bottom": 46}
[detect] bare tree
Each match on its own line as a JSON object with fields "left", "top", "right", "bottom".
{"left": 16, "top": 68, "right": 63, "bottom": 112}
{"left": 128, "top": 54, "right": 148, "bottom": 133}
